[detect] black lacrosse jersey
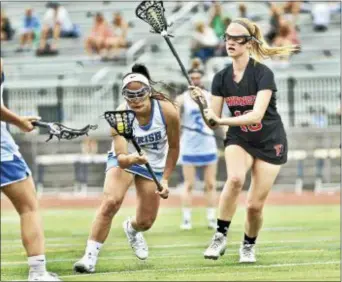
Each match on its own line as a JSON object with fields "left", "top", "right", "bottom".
{"left": 211, "top": 58, "right": 287, "bottom": 148}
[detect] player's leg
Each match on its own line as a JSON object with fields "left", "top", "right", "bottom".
{"left": 204, "top": 145, "right": 253, "bottom": 260}
{"left": 74, "top": 167, "right": 133, "bottom": 273}
{"left": 123, "top": 175, "right": 160, "bottom": 260}
{"left": 2, "top": 172, "right": 60, "bottom": 281}
{"left": 203, "top": 162, "right": 217, "bottom": 229}
{"left": 180, "top": 164, "right": 196, "bottom": 230}
{"left": 239, "top": 159, "right": 281, "bottom": 263}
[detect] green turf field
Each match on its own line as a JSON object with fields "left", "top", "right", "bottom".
{"left": 1, "top": 205, "right": 340, "bottom": 281}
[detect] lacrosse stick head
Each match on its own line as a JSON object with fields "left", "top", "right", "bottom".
{"left": 49, "top": 123, "right": 97, "bottom": 142}
{"left": 104, "top": 110, "right": 136, "bottom": 139}
{"left": 135, "top": 1, "right": 169, "bottom": 35}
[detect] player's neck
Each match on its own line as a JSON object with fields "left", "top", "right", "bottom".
{"left": 232, "top": 53, "right": 250, "bottom": 73}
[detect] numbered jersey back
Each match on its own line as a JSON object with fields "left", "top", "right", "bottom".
{"left": 180, "top": 90, "right": 217, "bottom": 157}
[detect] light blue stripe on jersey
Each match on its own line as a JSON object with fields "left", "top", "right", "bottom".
{"left": 106, "top": 153, "right": 163, "bottom": 181}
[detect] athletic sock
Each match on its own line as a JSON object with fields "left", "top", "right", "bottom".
{"left": 85, "top": 240, "right": 103, "bottom": 257}
{"left": 28, "top": 254, "right": 47, "bottom": 274}
{"left": 243, "top": 233, "right": 257, "bottom": 245}
{"left": 216, "top": 219, "right": 231, "bottom": 237}
{"left": 182, "top": 208, "right": 192, "bottom": 223}
{"left": 207, "top": 208, "right": 216, "bottom": 222}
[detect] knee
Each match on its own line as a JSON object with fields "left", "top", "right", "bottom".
{"left": 205, "top": 180, "right": 216, "bottom": 192}
{"left": 100, "top": 197, "right": 123, "bottom": 218}
{"left": 227, "top": 174, "right": 245, "bottom": 191}
{"left": 17, "top": 200, "right": 38, "bottom": 215}
{"left": 136, "top": 217, "right": 154, "bottom": 231}
{"left": 184, "top": 181, "right": 194, "bottom": 191}
{"left": 246, "top": 202, "right": 263, "bottom": 218}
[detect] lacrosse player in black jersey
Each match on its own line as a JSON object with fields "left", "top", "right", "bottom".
{"left": 190, "top": 18, "right": 298, "bottom": 263}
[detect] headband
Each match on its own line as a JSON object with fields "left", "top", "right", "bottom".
{"left": 122, "top": 73, "right": 150, "bottom": 90}
{"left": 231, "top": 20, "right": 263, "bottom": 45}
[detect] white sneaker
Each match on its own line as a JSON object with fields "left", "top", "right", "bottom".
{"left": 203, "top": 232, "right": 227, "bottom": 260}
{"left": 73, "top": 254, "right": 96, "bottom": 273}
{"left": 180, "top": 220, "right": 192, "bottom": 230}
{"left": 239, "top": 243, "right": 256, "bottom": 263}
{"left": 207, "top": 219, "right": 216, "bottom": 230}
{"left": 28, "top": 271, "right": 61, "bottom": 281}
{"left": 123, "top": 218, "right": 148, "bottom": 260}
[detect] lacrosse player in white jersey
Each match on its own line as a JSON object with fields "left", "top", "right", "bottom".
{"left": 74, "top": 64, "right": 180, "bottom": 273}
{"left": 0, "top": 58, "right": 61, "bottom": 281}
{"left": 176, "top": 68, "right": 218, "bottom": 230}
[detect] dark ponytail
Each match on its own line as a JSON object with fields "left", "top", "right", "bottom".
{"left": 130, "top": 63, "right": 176, "bottom": 106}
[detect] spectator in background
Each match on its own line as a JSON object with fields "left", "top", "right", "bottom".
{"left": 311, "top": 3, "right": 331, "bottom": 32}
{"left": 238, "top": 3, "right": 248, "bottom": 18}
{"left": 1, "top": 10, "right": 14, "bottom": 41}
{"left": 105, "top": 12, "right": 129, "bottom": 59}
{"left": 265, "top": 3, "right": 283, "bottom": 44}
{"left": 209, "top": 2, "right": 226, "bottom": 39}
{"left": 191, "top": 22, "right": 219, "bottom": 63}
{"left": 17, "top": 8, "right": 40, "bottom": 52}
{"left": 39, "top": 2, "right": 78, "bottom": 52}
{"left": 282, "top": 1, "right": 301, "bottom": 28}
{"left": 85, "top": 12, "right": 112, "bottom": 58}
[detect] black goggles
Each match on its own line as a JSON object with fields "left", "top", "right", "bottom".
{"left": 122, "top": 85, "right": 151, "bottom": 102}
{"left": 223, "top": 33, "right": 253, "bottom": 44}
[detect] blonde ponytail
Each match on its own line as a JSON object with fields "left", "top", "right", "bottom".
{"left": 232, "top": 18, "right": 299, "bottom": 63}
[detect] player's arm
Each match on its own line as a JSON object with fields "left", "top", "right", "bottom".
{"left": 112, "top": 103, "right": 147, "bottom": 168}
{"left": 217, "top": 90, "right": 272, "bottom": 126}
{"left": 0, "top": 59, "right": 39, "bottom": 132}
{"left": 160, "top": 101, "right": 180, "bottom": 182}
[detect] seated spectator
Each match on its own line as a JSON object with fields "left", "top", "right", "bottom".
{"left": 311, "top": 3, "right": 331, "bottom": 32}
{"left": 85, "top": 12, "right": 112, "bottom": 58}
{"left": 17, "top": 8, "right": 40, "bottom": 52}
{"left": 238, "top": 3, "right": 248, "bottom": 18}
{"left": 209, "top": 2, "right": 226, "bottom": 39}
{"left": 39, "top": 2, "right": 79, "bottom": 52}
{"left": 1, "top": 10, "right": 14, "bottom": 41}
{"left": 282, "top": 1, "right": 301, "bottom": 27}
{"left": 191, "top": 22, "right": 219, "bottom": 63}
{"left": 265, "top": 3, "right": 283, "bottom": 44}
{"left": 278, "top": 18, "right": 300, "bottom": 45}
{"left": 105, "top": 12, "right": 129, "bottom": 59}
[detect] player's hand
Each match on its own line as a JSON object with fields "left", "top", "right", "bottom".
{"left": 188, "top": 86, "right": 207, "bottom": 106}
{"left": 156, "top": 178, "right": 169, "bottom": 199}
{"left": 203, "top": 109, "right": 221, "bottom": 127}
{"left": 130, "top": 152, "right": 148, "bottom": 165}
{"left": 19, "top": 116, "right": 41, "bottom": 132}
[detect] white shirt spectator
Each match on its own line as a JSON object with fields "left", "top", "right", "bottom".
{"left": 43, "top": 6, "right": 73, "bottom": 32}
{"left": 312, "top": 3, "right": 331, "bottom": 28}
{"left": 193, "top": 26, "right": 219, "bottom": 47}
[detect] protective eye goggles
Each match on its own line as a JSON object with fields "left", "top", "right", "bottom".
{"left": 122, "top": 85, "right": 151, "bottom": 102}
{"left": 223, "top": 33, "right": 262, "bottom": 45}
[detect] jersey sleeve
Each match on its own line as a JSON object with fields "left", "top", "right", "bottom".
{"left": 211, "top": 72, "right": 223, "bottom": 97}
{"left": 257, "top": 67, "right": 277, "bottom": 93}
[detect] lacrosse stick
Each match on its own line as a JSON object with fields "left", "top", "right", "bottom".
{"left": 103, "top": 110, "right": 168, "bottom": 199}
{"left": 32, "top": 121, "right": 98, "bottom": 142}
{"left": 135, "top": 1, "right": 217, "bottom": 127}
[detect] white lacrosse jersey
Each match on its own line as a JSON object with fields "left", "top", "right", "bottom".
{"left": 111, "top": 99, "right": 168, "bottom": 173}
{"left": 180, "top": 90, "right": 217, "bottom": 158}
{"left": 1, "top": 72, "right": 21, "bottom": 161}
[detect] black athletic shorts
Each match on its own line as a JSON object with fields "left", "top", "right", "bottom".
{"left": 224, "top": 135, "right": 288, "bottom": 165}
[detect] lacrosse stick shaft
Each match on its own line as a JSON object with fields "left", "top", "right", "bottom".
{"left": 163, "top": 36, "right": 192, "bottom": 85}
{"left": 163, "top": 36, "right": 217, "bottom": 127}
{"left": 131, "top": 139, "right": 167, "bottom": 199}
{"left": 31, "top": 121, "right": 50, "bottom": 128}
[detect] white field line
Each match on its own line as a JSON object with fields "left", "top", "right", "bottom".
{"left": 1, "top": 237, "right": 339, "bottom": 250}
{"left": 1, "top": 249, "right": 331, "bottom": 266}
{"left": 59, "top": 261, "right": 341, "bottom": 278}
